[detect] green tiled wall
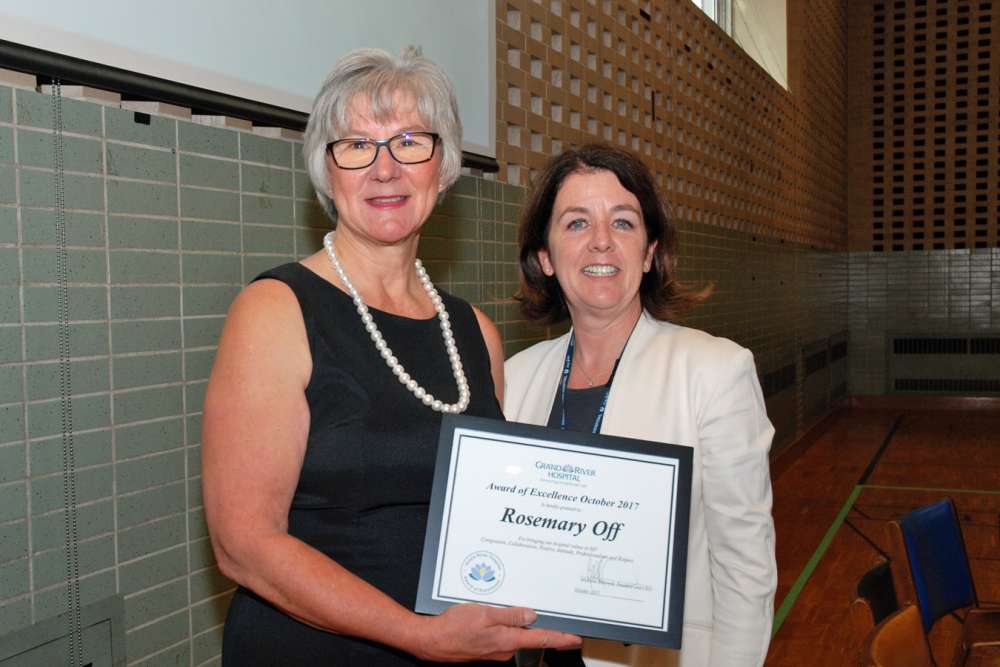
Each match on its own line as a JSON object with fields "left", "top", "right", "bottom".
{"left": 672, "top": 225, "right": 848, "bottom": 448}
{"left": 0, "top": 86, "right": 337, "bottom": 666}
{"left": 0, "top": 83, "right": 850, "bottom": 665}
{"left": 848, "top": 249, "right": 1000, "bottom": 394}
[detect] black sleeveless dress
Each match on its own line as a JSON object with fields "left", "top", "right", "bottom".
{"left": 222, "top": 262, "right": 507, "bottom": 666}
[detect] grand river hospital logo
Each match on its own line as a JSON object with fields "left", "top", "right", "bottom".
{"left": 535, "top": 460, "right": 597, "bottom": 482}
{"left": 461, "top": 551, "right": 505, "bottom": 595}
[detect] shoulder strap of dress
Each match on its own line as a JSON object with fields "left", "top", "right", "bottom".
{"left": 254, "top": 261, "right": 314, "bottom": 296}
{"left": 438, "top": 287, "right": 472, "bottom": 318}
{"left": 437, "top": 289, "right": 494, "bottom": 369}
{"left": 251, "top": 262, "right": 316, "bottom": 327}
{"left": 253, "top": 262, "right": 305, "bottom": 287}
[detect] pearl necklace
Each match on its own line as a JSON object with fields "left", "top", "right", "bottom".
{"left": 323, "top": 232, "right": 470, "bottom": 414}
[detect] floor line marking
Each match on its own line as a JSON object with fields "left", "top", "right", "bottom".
{"left": 772, "top": 414, "right": 901, "bottom": 637}
{"left": 843, "top": 516, "right": 890, "bottom": 560}
{"left": 861, "top": 484, "right": 1000, "bottom": 496}
{"left": 771, "top": 485, "right": 861, "bottom": 638}
{"left": 858, "top": 414, "right": 904, "bottom": 484}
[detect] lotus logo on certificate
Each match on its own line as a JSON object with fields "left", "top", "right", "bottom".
{"left": 461, "top": 551, "right": 505, "bottom": 595}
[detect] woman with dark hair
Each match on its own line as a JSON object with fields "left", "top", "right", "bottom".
{"left": 505, "top": 144, "right": 776, "bottom": 667}
{"left": 202, "top": 48, "right": 579, "bottom": 666}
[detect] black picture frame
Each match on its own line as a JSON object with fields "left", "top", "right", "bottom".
{"left": 416, "top": 414, "right": 693, "bottom": 649}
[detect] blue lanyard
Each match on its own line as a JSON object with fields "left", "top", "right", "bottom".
{"left": 558, "top": 332, "right": 624, "bottom": 434}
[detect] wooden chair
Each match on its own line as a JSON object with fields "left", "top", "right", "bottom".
{"left": 861, "top": 604, "right": 934, "bottom": 667}
{"left": 886, "top": 499, "right": 1000, "bottom": 666}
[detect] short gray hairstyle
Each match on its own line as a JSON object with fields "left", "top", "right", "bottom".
{"left": 303, "top": 47, "right": 463, "bottom": 221}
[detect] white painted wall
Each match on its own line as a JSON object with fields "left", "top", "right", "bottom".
{"left": 733, "top": 0, "right": 788, "bottom": 89}
{"left": 0, "top": 0, "right": 496, "bottom": 156}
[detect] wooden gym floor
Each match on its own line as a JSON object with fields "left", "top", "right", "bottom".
{"left": 764, "top": 402, "right": 1000, "bottom": 666}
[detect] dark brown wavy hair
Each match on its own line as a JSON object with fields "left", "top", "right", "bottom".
{"left": 516, "top": 143, "right": 708, "bottom": 324}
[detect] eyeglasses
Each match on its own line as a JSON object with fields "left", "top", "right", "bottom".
{"left": 325, "top": 132, "right": 440, "bottom": 169}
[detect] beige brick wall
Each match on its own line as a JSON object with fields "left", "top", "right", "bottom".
{"left": 491, "top": 1, "right": 851, "bottom": 448}
{"left": 495, "top": 0, "right": 848, "bottom": 249}
{"left": 847, "top": 0, "right": 999, "bottom": 252}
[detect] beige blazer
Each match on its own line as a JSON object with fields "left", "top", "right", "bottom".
{"left": 504, "top": 312, "right": 776, "bottom": 667}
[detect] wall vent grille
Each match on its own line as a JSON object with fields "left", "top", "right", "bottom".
{"left": 893, "top": 337, "right": 1000, "bottom": 355}
{"left": 895, "top": 379, "right": 1000, "bottom": 392}
{"left": 889, "top": 334, "right": 1000, "bottom": 395}
{"left": 893, "top": 337, "right": 968, "bottom": 354}
{"left": 762, "top": 364, "right": 796, "bottom": 398}
{"left": 971, "top": 338, "right": 1000, "bottom": 354}
{"left": 832, "top": 381, "right": 848, "bottom": 399}
{"left": 805, "top": 350, "right": 829, "bottom": 376}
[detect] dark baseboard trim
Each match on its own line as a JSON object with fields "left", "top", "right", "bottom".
{"left": 847, "top": 394, "right": 1000, "bottom": 411}
{"left": 462, "top": 152, "right": 500, "bottom": 173}
{"left": 0, "top": 38, "right": 307, "bottom": 129}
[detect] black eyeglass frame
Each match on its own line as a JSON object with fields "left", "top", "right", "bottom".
{"left": 325, "top": 132, "right": 441, "bottom": 170}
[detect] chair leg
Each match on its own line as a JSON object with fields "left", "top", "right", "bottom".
{"left": 951, "top": 641, "right": 969, "bottom": 667}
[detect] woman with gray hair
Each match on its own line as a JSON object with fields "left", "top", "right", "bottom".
{"left": 202, "top": 48, "right": 580, "bottom": 665}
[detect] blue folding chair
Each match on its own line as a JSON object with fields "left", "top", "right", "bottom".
{"left": 887, "top": 499, "right": 1000, "bottom": 666}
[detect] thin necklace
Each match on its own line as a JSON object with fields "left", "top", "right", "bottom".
{"left": 558, "top": 313, "right": 641, "bottom": 433}
{"left": 323, "top": 231, "right": 470, "bottom": 413}
{"left": 576, "top": 361, "right": 599, "bottom": 387}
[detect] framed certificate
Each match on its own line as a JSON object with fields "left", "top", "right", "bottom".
{"left": 416, "top": 414, "right": 693, "bottom": 649}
